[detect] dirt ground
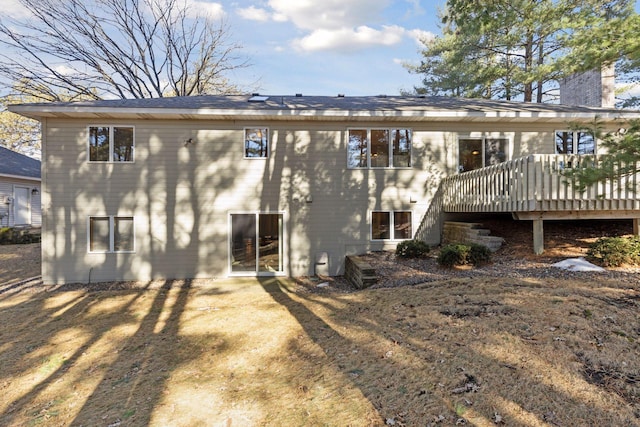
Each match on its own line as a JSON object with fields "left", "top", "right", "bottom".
{"left": 0, "top": 219, "right": 639, "bottom": 426}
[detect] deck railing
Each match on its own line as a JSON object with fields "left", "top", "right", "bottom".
{"left": 441, "top": 154, "right": 640, "bottom": 214}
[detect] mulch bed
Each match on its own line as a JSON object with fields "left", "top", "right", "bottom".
{"left": 297, "top": 218, "right": 640, "bottom": 292}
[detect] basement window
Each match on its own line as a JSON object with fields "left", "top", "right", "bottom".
{"left": 88, "top": 216, "right": 134, "bottom": 253}
{"left": 371, "top": 211, "right": 412, "bottom": 240}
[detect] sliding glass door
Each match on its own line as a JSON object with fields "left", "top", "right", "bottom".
{"left": 230, "top": 213, "right": 284, "bottom": 275}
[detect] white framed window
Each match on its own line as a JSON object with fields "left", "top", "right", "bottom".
{"left": 555, "top": 130, "right": 595, "bottom": 155}
{"left": 371, "top": 211, "right": 412, "bottom": 241}
{"left": 244, "top": 128, "right": 269, "bottom": 158}
{"left": 88, "top": 126, "right": 135, "bottom": 162}
{"left": 348, "top": 128, "right": 412, "bottom": 169}
{"left": 88, "top": 216, "right": 135, "bottom": 253}
{"left": 458, "top": 137, "right": 509, "bottom": 172}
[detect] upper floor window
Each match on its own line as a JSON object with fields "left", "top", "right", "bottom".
{"left": 89, "top": 126, "right": 134, "bottom": 162}
{"left": 245, "top": 128, "right": 269, "bottom": 158}
{"left": 88, "top": 216, "right": 134, "bottom": 253}
{"left": 348, "top": 128, "right": 412, "bottom": 169}
{"left": 555, "top": 131, "right": 595, "bottom": 155}
{"left": 458, "top": 137, "right": 508, "bottom": 172}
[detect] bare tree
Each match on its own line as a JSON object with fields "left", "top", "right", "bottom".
{"left": 0, "top": 0, "right": 249, "bottom": 101}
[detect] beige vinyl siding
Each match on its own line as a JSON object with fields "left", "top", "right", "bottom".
{"left": 0, "top": 176, "right": 41, "bottom": 227}
{"left": 40, "top": 117, "right": 565, "bottom": 284}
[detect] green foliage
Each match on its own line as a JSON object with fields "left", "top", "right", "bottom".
{"left": 396, "top": 239, "right": 430, "bottom": 258}
{"left": 560, "top": 5, "right": 640, "bottom": 106}
{"left": 408, "top": 0, "right": 639, "bottom": 103}
{"left": 437, "top": 243, "right": 491, "bottom": 267}
{"left": 0, "top": 227, "right": 40, "bottom": 244}
{"left": 587, "top": 235, "right": 640, "bottom": 267}
{"left": 563, "top": 118, "right": 640, "bottom": 193}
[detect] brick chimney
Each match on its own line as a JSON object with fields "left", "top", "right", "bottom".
{"left": 559, "top": 64, "right": 615, "bottom": 108}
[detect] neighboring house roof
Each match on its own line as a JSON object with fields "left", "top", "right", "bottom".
{"left": 8, "top": 94, "right": 640, "bottom": 123}
{"left": 0, "top": 146, "right": 41, "bottom": 181}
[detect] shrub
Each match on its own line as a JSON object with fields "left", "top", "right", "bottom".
{"left": 0, "top": 227, "right": 14, "bottom": 244}
{"left": 396, "top": 239, "right": 430, "bottom": 258}
{"left": 587, "top": 236, "right": 640, "bottom": 267}
{"left": 437, "top": 243, "right": 491, "bottom": 268}
{"left": 0, "top": 227, "right": 41, "bottom": 245}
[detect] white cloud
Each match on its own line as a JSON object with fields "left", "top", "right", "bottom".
{"left": 4, "top": 0, "right": 33, "bottom": 18}
{"left": 184, "top": 0, "right": 225, "bottom": 20}
{"left": 268, "top": 0, "right": 390, "bottom": 31}
{"left": 250, "top": 0, "right": 425, "bottom": 53}
{"left": 409, "top": 29, "right": 435, "bottom": 46}
{"left": 404, "top": 0, "right": 424, "bottom": 16}
{"left": 292, "top": 25, "right": 406, "bottom": 52}
{"left": 54, "top": 65, "right": 76, "bottom": 76}
{"left": 237, "top": 6, "right": 270, "bottom": 22}
{"left": 272, "top": 12, "right": 288, "bottom": 22}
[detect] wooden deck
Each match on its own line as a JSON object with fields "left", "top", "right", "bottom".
{"left": 440, "top": 154, "right": 640, "bottom": 253}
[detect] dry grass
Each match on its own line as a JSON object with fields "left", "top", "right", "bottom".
{"left": 0, "top": 221, "right": 639, "bottom": 426}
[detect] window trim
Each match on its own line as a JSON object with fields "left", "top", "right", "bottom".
{"left": 87, "top": 215, "right": 135, "bottom": 253}
{"left": 554, "top": 130, "right": 596, "bottom": 155}
{"left": 87, "top": 125, "right": 135, "bottom": 163}
{"left": 244, "top": 127, "right": 270, "bottom": 159}
{"left": 347, "top": 128, "right": 413, "bottom": 169}
{"left": 370, "top": 210, "right": 413, "bottom": 241}
{"left": 457, "top": 136, "right": 510, "bottom": 173}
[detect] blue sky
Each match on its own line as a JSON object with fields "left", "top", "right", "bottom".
{"left": 217, "top": 0, "right": 446, "bottom": 96}
{"left": 220, "top": 0, "right": 640, "bottom": 97}
{"left": 4, "top": 0, "right": 638, "bottom": 98}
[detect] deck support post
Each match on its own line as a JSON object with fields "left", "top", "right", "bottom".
{"left": 533, "top": 219, "right": 544, "bottom": 255}
{"left": 634, "top": 219, "right": 640, "bottom": 236}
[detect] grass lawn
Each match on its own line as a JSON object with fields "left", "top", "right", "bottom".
{"left": 0, "top": 243, "right": 639, "bottom": 426}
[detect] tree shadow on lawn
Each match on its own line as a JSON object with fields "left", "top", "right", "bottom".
{"left": 0, "top": 280, "right": 224, "bottom": 426}
{"left": 261, "top": 277, "right": 640, "bottom": 426}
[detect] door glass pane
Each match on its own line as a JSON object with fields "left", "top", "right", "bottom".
{"left": 393, "top": 211, "right": 412, "bottom": 240}
{"left": 258, "top": 214, "right": 282, "bottom": 272}
{"left": 231, "top": 214, "right": 256, "bottom": 272}
{"left": 370, "top": 129, "right": 389, "bottom": 168}
{"left": 485, "top": 138, "right": 507, "bottom": 166}
{"left": 458, "top": 139, "right": 483, "bottom": 172}
{"left": 90, "top": 217, "right": 110, "bottom": 252}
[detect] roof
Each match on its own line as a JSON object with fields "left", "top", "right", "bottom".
{"left": 0, "top": 146, "right": 41, "bottom": 180}
{"left": 8, "top": 94, "right": 640, "bottom": 124}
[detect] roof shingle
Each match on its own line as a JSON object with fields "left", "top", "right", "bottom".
{"left": 0, "top": 146, "right": 41, "bottom": 179}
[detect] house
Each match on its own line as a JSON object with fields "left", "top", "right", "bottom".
{"left": 8, "top": 95, "right": 640, "bottom": 285}
{"left": 0, "top": 146, "right": 41, "bottom": 228}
